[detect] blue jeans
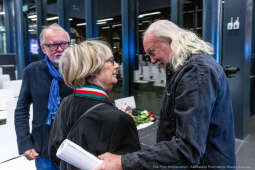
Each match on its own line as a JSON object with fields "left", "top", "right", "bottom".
{"left": 35, "top": 157, "right": 59, "bottom": 170}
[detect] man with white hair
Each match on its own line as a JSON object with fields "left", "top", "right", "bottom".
{"left": 95, "top": 20, "right": 236, "bottom": 170}
{"left": 15, "top": 23, "right": 73, "bottom": 170}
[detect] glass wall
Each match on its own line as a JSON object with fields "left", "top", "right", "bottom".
{"left": 47, "top": 0, "right": 85, "bottom": 44}
{"left": 0, "top": 0, "right": 6, "bottom": 53}
{"left": 22, "top": 0, "right": 38, "bottom": 63}
{"left": 133, "top": 0, "right": 170, "bottom": 113}
{"left": 96, "top": 0, "right": 121, "bottom": 62}
{"left": 68, "top": 0, "right": 86, "bottom": 44}
{"left": 183, "top": 0, "right": 203, "bottom": 37}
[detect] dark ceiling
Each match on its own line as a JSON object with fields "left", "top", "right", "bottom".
{"left": 24, "top": 0, "right": 203, "bottom": 39}
{"left": 46, "top": 0, "right": 171, "bottom": 20}
{"left": 25, "top": 0, "right": 202, "bottom": 20}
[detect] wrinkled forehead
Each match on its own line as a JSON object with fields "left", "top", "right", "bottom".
{"left": 143, "top": 33, "right": 161, "bottom": 51}
{"left": 44, "top": 29, "right": 69, "bottom": 43}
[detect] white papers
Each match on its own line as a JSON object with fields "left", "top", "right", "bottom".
{"left": 115, "top": 96, "right": 136, "bottom": 109}
{"left": 56, "top": 139, "right": 102, "bottom": 170}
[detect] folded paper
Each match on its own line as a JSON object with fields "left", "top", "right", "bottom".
{"left": 57, "top": 139, "right": 102, "bottom": 170}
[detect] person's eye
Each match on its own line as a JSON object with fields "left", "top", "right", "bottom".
{"left": 147, "top": 49, "right": 155, "bottom": 57}
{"left": 148, "top": 51, "right": 155, "bottom": 57}
{"left": 51, "top": 44, "right": 58, "bottom": 47}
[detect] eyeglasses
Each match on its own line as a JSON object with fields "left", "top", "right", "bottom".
{"left": 43, "top": 42, "right": 70, "bottom": 51}
{"left": 106, "top": 57, "right": 115, "bottom": 65}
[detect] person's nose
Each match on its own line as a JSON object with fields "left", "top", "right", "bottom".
{"left": 150, "top": 57, "right": 157, "bottom": 64}
{"left": 56, "top": 45, "right": 64, "bottom": 52}
{"left": 115, "top": 61, "right": 119, "bottom": 69}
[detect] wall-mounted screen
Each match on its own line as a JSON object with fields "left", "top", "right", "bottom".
{"left": 30, "top": 39, "right": 39, "bottom": 55}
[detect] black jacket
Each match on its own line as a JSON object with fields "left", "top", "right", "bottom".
{"left": 122, "top": 54, "right": 236, "bottom": 170}
{"left": 48, "top": 95, "right": 140, "bottom": 170}
{"left": 14, "top": 59, "right": 73, "bottom": 159}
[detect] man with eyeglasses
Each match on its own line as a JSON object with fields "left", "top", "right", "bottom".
{"left": 14, "top": 23, "right": 73, "bottom": 170}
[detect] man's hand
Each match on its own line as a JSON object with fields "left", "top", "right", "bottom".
{"left": 118, "top": 104, "right": 133, "bottom": 116}
{"left": 23, "top": 148, "right": 39, "bottom": 160}
{"left": 94, "top": 152, "right": 122, "bottom": 170}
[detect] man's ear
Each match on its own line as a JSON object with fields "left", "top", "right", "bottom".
{"left": 168, "top": 39, "right": 172, "bottom": 45}
{"left": 41, "top": 44, "right": 46, "bottom": 54}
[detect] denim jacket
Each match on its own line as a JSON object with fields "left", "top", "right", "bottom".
{"left": 122, "top": 54, "right": 236, "bottom": 170}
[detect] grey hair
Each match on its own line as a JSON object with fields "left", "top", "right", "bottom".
{"left": 59, "top": 40, "right": 113, "bottom": 88}
{"left": 39, "top": 23, "right": 70, "bottom": 44}
{"left": 144, "top": 20, "right": 214, "bottom": 71}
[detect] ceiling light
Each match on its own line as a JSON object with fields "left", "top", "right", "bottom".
{"left": 0, "top": 12, "right": 5, "bottom": 15}
{"left": 102, "top": 26, "right": 110, "bottom": 29}
{"left": 138, "top": 11, "right": 161, "bottom": 18}
{"left": 112, "top": 24, "right": 122, "bottom": 28}
{"left": 77, "top": 23, "right": 86, "bottom": 26}
{"left": 97, "top": 21, "right": 107, "bottom": 25}
{"left": 142, "top": 20, "right": 151, "bottom": 23}
{"left": 29, "top": 24, "right": 37, "bottom": 28}
{"left": 28, "top": 15, "right": 37, "bottom": 19}
{"left": 46, "top": 16, "right": 59, "bottom": 21}
{"left": 97, "top": 18, "right": 113, "bottom": 22}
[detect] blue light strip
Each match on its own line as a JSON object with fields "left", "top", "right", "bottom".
{"left": 85, "top": 0, "right": 98, "bottom": 39}
{"left": 203, "top": 0, "right": 222, "bottom": 64}
{"left": 58, "top": 0, "right": 70, "bottom": 34}
{"left": 121, "top": 0, "right": 136, "bottom": 97}
{"left": 14, "top": 0, "right": 25, "bottom": 79}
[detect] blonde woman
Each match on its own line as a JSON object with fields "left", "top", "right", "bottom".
{"left": 48, "top": 40, "right": 140, "bottom": 170}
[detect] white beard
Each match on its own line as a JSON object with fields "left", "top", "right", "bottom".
{"left": 53, "top": 53, "right": 62, "bottom": 65}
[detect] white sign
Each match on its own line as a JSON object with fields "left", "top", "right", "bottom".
{"left": 114, "top": 96, "right": 136, "bottom": 109}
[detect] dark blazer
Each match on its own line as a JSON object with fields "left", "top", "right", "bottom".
{"left": 48, "top": 95, "right": 140, "bottom": 170}
{"left": 14, "top": 59, "right": 73, "bottom": 159}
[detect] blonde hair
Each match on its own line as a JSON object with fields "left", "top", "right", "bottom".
{"left": 40, "top": 23, "right": 70, "bottom": 44}
{"left": 59, "top": 40, "right": 113, "bottom": 88}
{"left": 145, "top": 20, "right": 214, "bottom": 71}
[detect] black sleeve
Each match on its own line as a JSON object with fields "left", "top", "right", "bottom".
{"left": 113, "top": 112, "right": 141, "bottom": 154}
{"left": 14, "top": 68, "right": 33, "bottom": 155}
{"left": 122, "top": 65, "right": 218, "bottom": 170}
{"left": 48, "top": 98, "right": 68, "bottom": 165}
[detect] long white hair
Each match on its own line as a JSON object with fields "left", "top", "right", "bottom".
{"left": 145, "top": 20, "right": 214, "bottom": 71}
